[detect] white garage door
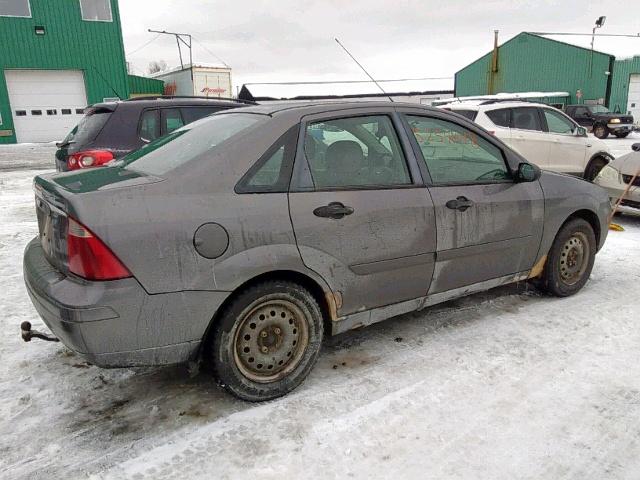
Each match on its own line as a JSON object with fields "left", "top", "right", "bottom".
{"left": 626, "top": 74, "right": 640, "bottom": 124}
{"left": 5, "top": 70, "right": 88, "bottom": 143}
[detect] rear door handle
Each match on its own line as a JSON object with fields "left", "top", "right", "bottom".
{"left": 446, "top": 196, "right": 474, "bottom": 212}
{"left": 313, "top": 202, "right": 354, "bottom": 219}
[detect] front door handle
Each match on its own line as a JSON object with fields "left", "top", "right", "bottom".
{"left": 446, "top": 196, "right": 474, "bottom": 212}
{"left": 313, "top": 202, "right": 354, "bottom": 219}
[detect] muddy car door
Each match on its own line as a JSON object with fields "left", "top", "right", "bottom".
{"left": 288, "top": 109, "right": 436, "bottom": 316}
{"left": 401, "top": 111, "right": 544, "bottom": 294}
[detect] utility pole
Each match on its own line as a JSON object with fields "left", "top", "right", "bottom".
{"left": 489, "top": 30, "right": 499, "bottom": 95}
{"left": 148, "top": 29, "right": 193, "bottom": 83}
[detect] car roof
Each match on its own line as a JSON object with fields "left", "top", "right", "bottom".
{"left": 217, "top": 100, "right": 442, "bottom": 117}
{"left": 445, "top": 100, "right": 551, "bottom": 111}
{"left": 89, "top": 97, "right": 250, "bottom": 111}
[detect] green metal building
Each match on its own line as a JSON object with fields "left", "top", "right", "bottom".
{"left": 455, "top": 32, "right": 640, "bottom": 119}
{"left": 0, "top": 0, "right": 162, "bottom": 144}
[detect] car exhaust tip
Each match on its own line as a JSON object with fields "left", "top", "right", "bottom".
{"left": 20, "top": 321, "right": 59, "bottom": 343}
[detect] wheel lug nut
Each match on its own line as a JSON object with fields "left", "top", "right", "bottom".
{"left": 261, "top": 346, "right": 268, "bottom": 353}
{"left": 274, "top": 327, "right": 281, "bottom": 335}
{"left": 260, "top": 331, "right": 267, "bottom": 338}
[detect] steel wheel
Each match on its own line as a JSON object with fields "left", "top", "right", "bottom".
{"left": 233, "top": 298, "right": 309, "bottom": 383}
{"left": 559, "top": 231, "right": 590, "bottom": 286}
{"left": 593, "top": 125, "right": 608, "bottom": 139}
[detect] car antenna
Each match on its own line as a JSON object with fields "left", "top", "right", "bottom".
{"left": 334, "top": 38, "right": 394, "bottom": 102}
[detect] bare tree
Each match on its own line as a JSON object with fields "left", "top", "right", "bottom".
{"left": 147, "top": 60, "right": 167, "bottom": 74}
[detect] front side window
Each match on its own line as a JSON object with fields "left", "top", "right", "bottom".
{"left": 406, "top": 115, "right": 510, "bottom": 185}
{"left": 452, "top": 109, "right": 478, "bottom": 121}
{"left": 304, "top": 115, "right": 411, "bottom": 189}
{"left": 543, "top": 109, "right": 575, "bottom": 134}
{"left": 0, "top": 0, "right": 31, "bottom": 17}
{"left": 511, "top": 107, "right": 543, "bottom": 131}
{"left": 79, "top": 0, "right": 112, "bottom": 21}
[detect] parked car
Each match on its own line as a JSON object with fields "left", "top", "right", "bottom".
{"left": 54, "top": 96, "right": 251, "bottom": 172}
{"left": 565, "top": 104, "right": 634, "bottom": 139}
{"left": 24, "top": 102, "right": 610, "bottom": 401}
{"left": 595, "top": 142, "right": 640, "bottom": 209}
{"left": 443, "top": 100, "right": 613, "bottom": 180}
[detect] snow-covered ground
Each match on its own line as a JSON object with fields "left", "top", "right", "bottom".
{"left": 1, "top": 139, "right": 640, "bottom": 479}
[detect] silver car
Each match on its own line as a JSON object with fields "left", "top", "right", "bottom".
{"left": 24, "top": 102, "right": 610, "bottom": 401}
{"left": 595, "top": 142, "right": 640, "bottom": 209}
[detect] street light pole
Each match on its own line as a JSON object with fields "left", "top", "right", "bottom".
{"left": 590, "top": 16, "right": 606, "bottom": 77}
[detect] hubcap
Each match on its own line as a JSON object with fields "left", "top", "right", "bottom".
{"left": 233, "top": 299, "right": 309, "bottom": 383}
{"left": 559, "top": 232, "right": 590, "bottom": 285}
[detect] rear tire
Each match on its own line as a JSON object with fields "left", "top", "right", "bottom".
{"left": 540, "top": 218, "right": 596, "bottom": 297}
{"left": 210, "top": 280, "right": 323, "bottom": 401}
{"left": 614, "top": 131, "right": 630, "bottom": 138}
{"left": 593, "top": 124, "right": 609, "bottom": 139}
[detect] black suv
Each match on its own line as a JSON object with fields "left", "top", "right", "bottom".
{"left": 55, "top": 96, "right": 251, "bottom": 171}
{"left": 565, "top": 104, "right": 634, "bottom": 139}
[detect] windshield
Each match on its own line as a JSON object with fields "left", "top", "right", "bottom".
{"left": 61, "top": 108, "right": 111, "bottom": 146}
{"left": 590, "top": 105, "right": 610, "bottom": 113}
{"left": 123, "top": 113, "right": 266, "bottom": 176}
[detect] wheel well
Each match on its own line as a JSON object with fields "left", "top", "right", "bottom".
{"left": 566, "top": 209, "right": 601, "bottom": 246}
{"left": 584, "top": 154, "right": 609, "bottom": 179}
{"left": 200, "top": 270, "right": 331, "bottom": 354}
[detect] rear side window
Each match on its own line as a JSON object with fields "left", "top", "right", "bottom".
{"left": 236, "top": 127, "right": 298, "bottom": 193}
{"left": 124, "top": 113, "right": 266, "bottom": 176}
{"left": 181, "top": 107, "right": 223, "bottom": 124}
{"left": 304, "top": 115, "right": 411, "bottom": 189}
{"left": 62, "top": 108, "right": 112, "bottom": 146}
{"left": 140, "top": 109, "right": 160, "bottom": 141}
{"left": 453, "top": 110, "right": 478, "bottom": 121}
{"left": 485, "top": 108, "right": 510, "bottom": 128}
{"left": 512, "top": 107, "right": 543, "bottom": 131}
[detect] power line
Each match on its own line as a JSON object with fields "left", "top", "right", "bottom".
{"left": 126, "top": 33, "right": 161, "bottom": 56}
{"left": 191, "top": 37, "right": 230, "bottom": 68}
{"left": 529, "top": 31, "right": 640, "bottom": 38}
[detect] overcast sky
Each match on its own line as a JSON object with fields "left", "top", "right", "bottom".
{"left": 119, "top": 0, "right": 640, "bottom": 94}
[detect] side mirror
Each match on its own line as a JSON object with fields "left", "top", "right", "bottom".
{"left": 632, "top": 143, "right": 640, "bottom": 152}
{"left": 517, "top": 162, "right": 541, "bottom": 182}
{"left": 576, "top": 126, "right": 587, "bottom": 137}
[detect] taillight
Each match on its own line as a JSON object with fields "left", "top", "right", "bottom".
{"left": 67, "top": 150, "right": 114, "bottom": 170}
{"left": 67, "top": 218, "right": 131, "bottom": 280}
{"left": 487, "top": 131, "right": 496, "bottom": 135}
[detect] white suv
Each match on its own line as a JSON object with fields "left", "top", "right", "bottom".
{"left": 442, "top": 101, "right": 613, "bottom": 180}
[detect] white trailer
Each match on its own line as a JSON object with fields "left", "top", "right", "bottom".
{"left": 151, "top": 63, "right": 233, "bottom": 98}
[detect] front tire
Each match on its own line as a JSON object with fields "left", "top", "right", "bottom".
{"left": 540, "top": 218, "right": 596, "bottom": 297}
{"left": 584, "top": 156, "right": 607, "bottom": 182}
{"left": 210, "top": 280, "right": 323, "bottom": 401}
{"left": 593, "top": 124, "right": 609, "bottom": 139}
{"left": 614, "top": 131, "right": 630, "bottom": 138}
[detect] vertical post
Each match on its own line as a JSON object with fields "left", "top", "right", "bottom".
{"left": 489, "top": 30, "right": 499, "bottom": 95}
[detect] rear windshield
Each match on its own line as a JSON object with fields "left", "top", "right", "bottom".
{"left": 590, "top": 105, "right": 610, "bottom": 113}
{"left": 452, "top": 109, "right": 478, "bottom": 121}
{"left": 62, "top": 108, "right": 112, "bottom": 146}
{"left": 123, "top": 113, "right": 266, "bottom": 176}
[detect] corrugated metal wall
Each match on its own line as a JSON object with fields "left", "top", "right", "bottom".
{"left": 128, "top": 74, "right": 164, "bottom": 97}
{"left": 0, "top": 0, "right": 129, "bottom": 143}
{"left": 455, "top": 33, "right": 613, "bottom": 106}
{"left": 609, "top": 56, "right": 640, "bottom": 114}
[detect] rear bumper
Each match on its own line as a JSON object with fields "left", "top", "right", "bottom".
{"left": 23, "top": 238, "right": 230, "bottom": 367}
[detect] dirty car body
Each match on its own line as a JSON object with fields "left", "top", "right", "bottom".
{"left": 24, "top": 102, "right": 611, "bottom": 399}
{"left": 595, "top": 142, "right": 640, "bottom": 209}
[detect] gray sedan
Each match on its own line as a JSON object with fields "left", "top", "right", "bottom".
{"left": 24, "top": 102, "right": 610, "bottom": 401}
